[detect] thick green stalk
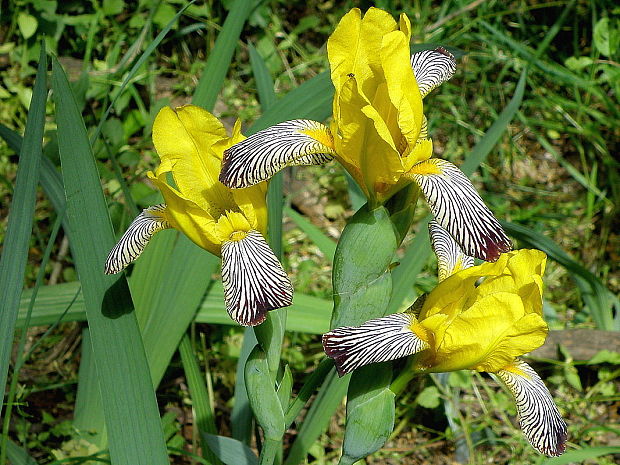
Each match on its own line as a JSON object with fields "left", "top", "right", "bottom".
{"left": 331, "top": 204, "right": 400, "bottom": 465}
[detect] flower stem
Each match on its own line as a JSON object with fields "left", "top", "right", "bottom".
{"left": 259, "top": 438, "right": 281, "bottom": 465}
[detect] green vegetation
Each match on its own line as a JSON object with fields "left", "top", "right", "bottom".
{"left": 0, "top": 1, "right": 618, "bottom": 464}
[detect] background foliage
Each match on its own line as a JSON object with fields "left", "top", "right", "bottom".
{"left": 0, "top": 0, "right": 618, "bottom": 464}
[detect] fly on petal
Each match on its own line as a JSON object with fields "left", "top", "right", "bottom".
{"left": 221, "top": 230, "right": 294, "bottom": 326}
{"left": 104, "top": 204, "right": 170, "bottom": 274}
{"left": 220, "top": 120, "right": 336, "bottom": 189}
{"left": 408, "top": 158, "right": 512, "bottom": 261}
{"left": 495, "top": 359, "right": 567, "bottom": 457}
{"left": 323, "top": 313, "right": 429, "bottom": 376}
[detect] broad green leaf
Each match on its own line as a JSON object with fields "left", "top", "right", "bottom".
{"left": 52, "top": 56, "right": 168, "bottom": 465}
{"left": 541, "top": 446, "right": 620, "bottom": 465}
{"left": 0, "top": 44, "right": 46, "bottom": 414}
{"left": 17, "top": 282, "right": 333, "bottom": 334}
{"left": 73, "top": 329, "right": 105, "bottom": 446}
{"left": 201, "top": 434, "right": 259, "bottom": 465}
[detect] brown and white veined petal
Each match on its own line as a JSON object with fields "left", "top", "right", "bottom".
{"left": 220, "top": 120, "right": 336, "bottom": 189}
{"left": 323, "top": 313, "right": 429, "bottom": 377}
{"left": 428, "top": 220, "right": 474, "bottom": 282}
{"left": 221, "top": 230, "right": 293, "bottom": 326}
{"left": 410, "top": 47, "right": 457, "bottom": 98}
{"left": 104, "top": 204, "right": 170, "bottom": 274}
{"left": 408, "top": 158, "right": 512, "bottom": 261}
{"left": 495, "top": 359, "right": 567, "bottom": 457}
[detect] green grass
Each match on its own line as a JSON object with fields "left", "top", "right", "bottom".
{"left": 0, "top": 0, "right": 618, "bottom": 464}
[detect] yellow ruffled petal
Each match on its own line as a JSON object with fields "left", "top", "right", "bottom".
{"left": 380, "top": 30, "right": 423, "bottom": 156}
{"left": 148, "top": 171, "right": 221, "bottom": 256}
{"left": 428, "top": 292, "right": 548, "bottom": 373}
{"left": 334, "top": 78, "right": 404, "bottom": 200}
{"left": 152, "top": 105, "right": 238, "bottom": 214}
{"left": 327, "top": 7, "right": 398, "bottom": 101}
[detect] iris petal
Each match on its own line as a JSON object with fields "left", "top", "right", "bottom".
{"left": 323, "top": 313, "right": 429, "bottom": 376}
{"left": 219, "top": 120, "right": 335, "bottom": 189}
{"left": 428, "top": 220, "right": 474, "bottom": 282}
{"left": 221, "top": 230, "right": 293, "bottom": 326}
{"left": 408, "top": 158, "right": 512, "bottom": 261}
{"left": 496, "top": 359, "right": 567, "bottom": 457}
{"left": 104, "top": 204, "right": 170, "bottom": 274}
{"left": 410, "top": 47, "right": 457, "bottom": 98}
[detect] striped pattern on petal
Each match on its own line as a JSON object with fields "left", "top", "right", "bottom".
{"left": 410, "top": 47, "right": 457, "bottom": 98}
{"left": 322, "top": 313, "right": 429, "bottom": 377}
{"left": 429, "top": 220, "right": 474, "bottom": 282}
{"left": 220, "top": 120, "right": 335, "bottom": 189}
{"left": 410, "top": 158, "right": 512, "bottom": 261}
{"left": 221, "top": 230, "right": 293, "bottom": 326}
{"left": 104, "top": 204, "right": 170, "bottom": 274}
{"left": 496, "top": 359, "right": 567, "bottom": 457}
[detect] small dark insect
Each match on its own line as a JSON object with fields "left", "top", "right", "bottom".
{"left": 347, "top": 72, "right": 355, "bottom": 77}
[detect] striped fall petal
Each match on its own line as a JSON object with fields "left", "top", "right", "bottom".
{"left": 221, "top": 230, "right": 294, "bottom": 326}
{"left": 322, "top": 313, "right": 429, "bottom": 376}
{"left": 408, "top": 158, "right": 512, "bottom": 261}
{"left": 428, "top": 220, "right": 474, "bottom": 282}
{"left": 219, "top": 120, "right": 336, "bottom": 189}
{"left": 104, "top": 204, "right": 170, "bottom": 274}
{"left": 410, "top": 47, "right": 457, "bottom": 98}
{"left": 495, "top": 359, "right": 568, "bottom": 457}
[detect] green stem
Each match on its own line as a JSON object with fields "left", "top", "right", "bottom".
{"left": 259, "top": 438, "right": 281, "bottom": 465}
{"left": 390, "top": 369, "right": 416, "bottom": 396}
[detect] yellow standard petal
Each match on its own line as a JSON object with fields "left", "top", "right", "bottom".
{"left": 380, "top": 30, "right": 424, "bottom": 158}
{"left": 333, "top": 78, "right": 404, "bottom": 200}
{"left": 426, "top": 292, "right": 547, "bottom": 373}
{"left": 153, "top": 105, "right": 239, "bottom": 215}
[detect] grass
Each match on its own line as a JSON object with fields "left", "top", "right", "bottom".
{"left": 0, "top": 0, "right": 618, "bottom": 464}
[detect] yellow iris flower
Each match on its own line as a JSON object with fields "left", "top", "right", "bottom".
{"left": 218, "top": 7, "right": 512, "bottom": 262}
{"left": 327, "top": 8, "right": 431, "bottom": 203}
{"left": 104, "top": 105, "right": 293, "bottom": 326}
{"left": 323, "top": 222, "right": 567, "bottom": 457}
